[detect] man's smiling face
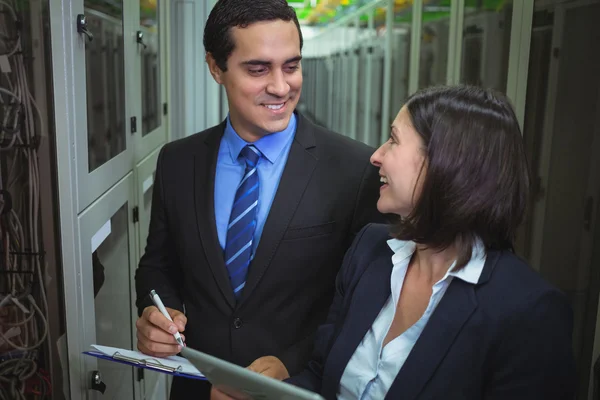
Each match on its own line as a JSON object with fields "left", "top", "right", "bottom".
{"left": 207, "top": 19, "right": 303, "bottom": 142}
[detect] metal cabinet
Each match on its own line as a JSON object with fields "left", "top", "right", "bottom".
{"left": 68, "top": 0, "right": 168, "bottom": 213}
{"left": 50, "top": 0, "right": 170, "bottom": 398}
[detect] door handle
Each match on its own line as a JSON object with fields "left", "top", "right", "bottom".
{"left": 136, "top": 31, "right": 147, "bottom": 49}
{"left": 90, "top": 370, "right": 106, "bottom": 394}
{"left": 77, "top": 14, "right": 93, "bottom": 42}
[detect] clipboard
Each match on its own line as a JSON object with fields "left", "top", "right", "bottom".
{"left": 83, "top": 344, "right": 206, "bottom": 381}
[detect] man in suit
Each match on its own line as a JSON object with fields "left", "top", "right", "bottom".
{"left": 134, "top": 0, "right": 382, "bottom": 398}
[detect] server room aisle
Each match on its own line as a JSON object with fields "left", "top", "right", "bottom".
{"left": 299, "top": 1, "right": 600, "bottom": 398}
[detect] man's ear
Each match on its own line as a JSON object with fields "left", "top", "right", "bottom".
{"left": 206, "top": 53, "right": 224, "bottom": 85}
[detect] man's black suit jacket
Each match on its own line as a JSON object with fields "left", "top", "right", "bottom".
{"left": 134, "top": 112, "right": 382, "bottom": 398}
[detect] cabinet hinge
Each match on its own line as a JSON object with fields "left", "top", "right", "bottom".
{"left": 130, "top": 116, "right": 137, "bottom": 133}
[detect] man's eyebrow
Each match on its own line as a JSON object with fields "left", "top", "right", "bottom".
{"left": 240, "top": 56, "right": 302, "bottom": 66}
{"left": 284, "top": 56, "right": 302, "bottom": 63}
{"left": 241, "top": 60, "right": 271, "bottom": 66}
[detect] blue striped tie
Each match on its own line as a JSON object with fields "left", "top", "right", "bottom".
{"left": 224, "top": 145, "right": 261, "bottom": 300}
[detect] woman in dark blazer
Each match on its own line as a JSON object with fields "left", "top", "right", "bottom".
{"left": 286, "top": 85, "right": 576, "bottom": 400}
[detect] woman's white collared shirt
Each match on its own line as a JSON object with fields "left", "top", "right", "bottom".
{"left": 337, "top": 239, "right": 486, "bottom": 400}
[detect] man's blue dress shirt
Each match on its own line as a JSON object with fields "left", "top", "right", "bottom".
{"left": 214, "top": 114, "right": 297, "bottom": 253}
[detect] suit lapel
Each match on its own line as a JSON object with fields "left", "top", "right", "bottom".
{"left": 239, "top": 114, "right": 318, "bottom": 305}
{"left": 386, "top": 279, "right": 478, "bottom": 400}
{"left": 194, "top": 121, "right": 236, "bottom": 309}
{"left": 322, "top": 255, "right": 393, "bottom": 399}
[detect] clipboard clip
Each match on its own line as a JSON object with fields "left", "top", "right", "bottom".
{"left": 112, "top": 352, "right": 183, "bottom": 373}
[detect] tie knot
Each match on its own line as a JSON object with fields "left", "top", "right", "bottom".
{"left": 240, "top": 145, "right": 261, "bottom": 167}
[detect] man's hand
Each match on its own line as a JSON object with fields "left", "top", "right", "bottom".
{"left": 210, "top": 387, "right": 237, "bottom": 400}
{"left": 209, "top": 356, "right": 289, "bottom": 399}
{"left": 247, "top": 356, "right": 289, "bottom": 380}
{"left": 136, "top": 305, "right": 186, "bottom": 358}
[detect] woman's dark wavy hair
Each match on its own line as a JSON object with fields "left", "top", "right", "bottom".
{"left": 203, "top": 0, "right": 303, "bottom": 72}
{"left": 392, "top": 85, "right": 530, "bottom": 269}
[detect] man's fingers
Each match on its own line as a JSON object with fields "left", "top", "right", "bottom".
{"left": 136, "top": 306, "right": 186, "bottom": 358}
{"left": 246, "top": 356, "right": 289, "bottom": 380}
{"left": 248, "top": 363, "right": 277, "bottom": 378}
{"left": 247, "top": 356, "right": 275, "bottom": 373}
{"left": 174, "top": 320, "right": 186, "bottom": 332}
{"left": 246, "top": 365, "right": 260, "bottom": 373}
{"left": 136, "top": 317, "right": 181, "bottom": 345}
{"left": 246, "top": 359, "right": 265, "bottom": 373}
{"left": 170, "top": 309, "right": 187, "bottom": 332}
{"left": 137, "top": 340, "right": 175, "bottom": 358}
{"left": 210, "top": 387, "right": 237, "bottom": 400}
{"left": 144, "top": 306, "right": 179, "bottom": 334}
{"left": 142, "top": 305, "right": 186, "bottom": 333}
{"left": 137, "top": 334, "right": 182, "bottom": 358}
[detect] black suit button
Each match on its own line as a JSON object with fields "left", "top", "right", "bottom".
{"left": 233, "top": 318, "right": 242, "bottom": 329}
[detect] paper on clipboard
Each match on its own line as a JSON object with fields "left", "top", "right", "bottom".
{"left": 85, "top": 344, "right": 204, "bottom": 379}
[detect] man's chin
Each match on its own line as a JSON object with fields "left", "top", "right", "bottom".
{"left": 261, "top": 122, "right": 290, "bottom": 134}
{"left": 260, "top": 114, "right": 293, "bottom": 132}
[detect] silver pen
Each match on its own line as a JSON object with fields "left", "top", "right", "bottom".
{"left": 149, "top": 289, "right": 185, "bottom": 347}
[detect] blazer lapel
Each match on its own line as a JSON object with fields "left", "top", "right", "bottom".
{"left": 386, "top": 278, "right": 478, "bottom": 400}
{"left": 194, "top": 121, "right": 236, "bottom": 309}
{"left": 322, "top": 255, "right": 393, "bottom": 399}
{"left": 239, "top": 114, "right": 318, "bottom": 305}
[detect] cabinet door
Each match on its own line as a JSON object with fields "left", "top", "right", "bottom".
{"left": 134, "top": 0, "right": 168, "bottom": 162}
{"left": 74, "top": 0, "right": 136, "bottom": 213}
{"left": 76, "top": 174, "right": 139, "bottom": 399}
{"left": 459, "top": 1, "right": 514, "bottom": 92}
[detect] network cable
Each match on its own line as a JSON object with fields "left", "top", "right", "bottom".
{"left": 0, "top": 0, "right": 51, "bottom": 398}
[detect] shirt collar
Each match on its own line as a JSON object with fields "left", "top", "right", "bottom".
{"left": 387, "top": 239, "right": 416, "bottom": 265}
{"left": 386, "top": 236, "right": 486, "bottom": 285}
{"left": 224, "top": 113, "right": 297, "bottom": 164}
{"left": 447, "top": 237, "right": 486, "bottom": 284}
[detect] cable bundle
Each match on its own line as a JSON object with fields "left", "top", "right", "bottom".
{"left": 0, "top": 1, "right": 50, "bottom": 399}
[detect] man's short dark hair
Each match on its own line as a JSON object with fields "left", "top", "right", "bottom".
{"left": 392, "top": 85, "right": 530, "bottom": 269}
{"left": 203, "top": 0, "right": 303, "bottom": 72}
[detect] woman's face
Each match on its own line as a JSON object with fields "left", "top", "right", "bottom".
{"left": 370, "top": 107, "right": 427, "bottom": 217}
